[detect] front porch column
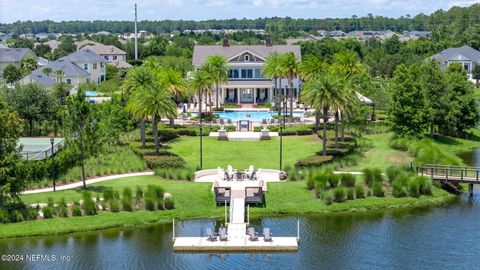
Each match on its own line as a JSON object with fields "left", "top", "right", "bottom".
{"left": 269, "top": 87, "right": 273, "bottom": 102}
{"left": 236, "top": 88, "right": 241, "bottom": 105}
{"left": 253, "top": 88, "right": 257, "bottom": 105}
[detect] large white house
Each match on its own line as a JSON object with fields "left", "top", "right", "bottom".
{"left": 83, "top": 43, "right": 132, "bottom": 69}
{"left": 192, "top": 38, "right": 301, "bottom": 105}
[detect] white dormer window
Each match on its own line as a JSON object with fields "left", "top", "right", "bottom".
{"left": 244, "top": 55, "right": 250, "bottom": 62}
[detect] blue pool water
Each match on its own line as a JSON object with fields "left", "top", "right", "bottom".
{"left": 213, "top": 110, "right": 304, "bottom": 122}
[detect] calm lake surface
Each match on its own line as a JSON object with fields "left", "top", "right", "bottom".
{"left": 1, "top": 193, "right": 480, "bottom": 270}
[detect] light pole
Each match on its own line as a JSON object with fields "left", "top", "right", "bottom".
{"left": 50, "top": 137, "right": 56, "bottom": 192}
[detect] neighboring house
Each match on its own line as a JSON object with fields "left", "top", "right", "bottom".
{"left": 403, "top": 31, "right": 432, "bottom": 39}
{"left": 346, "top": 30, "right": 396, "bottom": 40}
{"left": 83, "top": 43, "right": 132, "bottom": 68}
{"left": 21, "top": 48, "right": 106, "bottom": 87}
{"left": 37, "top": 56, "right": 50, "bottom": 67}
{"left": 34, "top": 39, "right": 61, "bottom": 51}
{"left": 192, "top": 37, "right": 301, "bottom": 105}
{"left": 428, "top": 45, "right": 480, "bottom": 77}
{"left": 0, "top": 48, "right": 35, "bottom": 78}
{"left": 74, "top": 40, "right": 102, "bottom": 50}
{"left": 62, "top": 48, "right": 106, "bottom": 84}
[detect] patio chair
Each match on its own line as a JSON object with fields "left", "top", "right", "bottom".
{"left": 212, "top": 119, "right": 218, "bottom": 124}
{"left": 263, "top": 228, "right": 272, "bottom": 242}
{"left": 219, "top": 227, "right": 228, "bottom": 241}
{"left": 246, "top": 165, "right": 255, "bottom": 180}
{"left": 262, "top": 119, "right": 267, "bottom": 125}
{"left": 220, "top": 118, "right": 225, "bottom": 125}
{"left": 206, "top": 228, "right": 217, "bottom": 242}
{"left": 224, "top": 171, "right": 231, "bottom": 181}
{"left": 247, "top": 227, "right": 258, "bottom": 241}
{"left": 227, "top": 119, "right": 232, "bottom": 125}
{"left": 227, "top": 165, "right": 235, "bottom": 179}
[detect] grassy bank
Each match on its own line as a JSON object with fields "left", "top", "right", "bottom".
{"left": 0, "top": 175, "right": 454, "bottom": 239}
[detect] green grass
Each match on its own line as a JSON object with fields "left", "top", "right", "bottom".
{"left": 0, "top": 175, "right": 453, "bottom": 239}
{"left": 168, "top": 135, "right": 323, "bottom": 169}
{"left": 31, "top": 146, "right": 148, "bottom": 189}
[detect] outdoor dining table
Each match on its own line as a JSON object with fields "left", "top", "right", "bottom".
{"left": 234, "top": 172, "right": 247, "bottom": 181}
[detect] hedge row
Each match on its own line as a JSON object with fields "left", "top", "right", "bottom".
{"left": 295, "top": 155, "right": 334, "bottom": 167}
{"left": 253, "top": 125, "right": 314, "bottom": 135}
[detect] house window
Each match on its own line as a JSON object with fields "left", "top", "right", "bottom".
{"left": 101, "top": 63, "right": 104, "bottom": 68}
{"left": 87, "top": 78, "right": 90, "bottom": 83}
{"left": 113, "top": 55, "right": 117, "bottom": 60}
{"left": 101, "top": 75, "right": 105, "bottom": 81}
{"left": 233, "top": 69, "right": 239, "bottom": 78}
{"left": 67, "top": 79, "right": 71, "bottom": 84}
{"left": 255, "top": 68, "right": 262, "bottom": 78}
{"left": 93, "top": 63, "right": 97, "bottom": 70}
{"left": 244, "top": 55, "right": 250, "bottom": 62}
{"left": 464, "top": 63, "right": 470, "bottom": 73}
{"left": 229, "top": 69, "right": 239, "bottom": 79}
{"left": 104, "top": 56, "right": 109, "bottom": 60}
{"left": 241, "top": 69, "right": 253, "bottom": 78}
{"left": 83, "top": 64, "right": 88, "bottom": 70}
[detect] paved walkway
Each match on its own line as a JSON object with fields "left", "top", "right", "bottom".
{"left": 22, "top": 171, "right": 154, "bottom": 194}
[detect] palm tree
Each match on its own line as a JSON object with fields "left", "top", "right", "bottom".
{"left": 299, "top": 54, "right": 328, "bottom": 131}
{"left": 21, "top": 55, "right": 38, "bottom": 74}
{"left": 332, "top": 51, "right": 364, "bottom": 78}
{"left": 263, "top": 52, "right": 283, "bottom": 115}
{"left": 122, "top": 67, "right": 155, "bottom": 148}
{"left": 279, "top": 52, "right": 300, "bottom": 116}
{"left": 199, "top": 62, "right": 216, "bottom": 112}
{"left": 302, "top": 74, "right": 345, "bottom": 156}
{"left": 55, "top": 70, "right": 65, "bottom": 83}
{"left": 204, "top": 55, "right": 228, "bottom": 109}
{"left": 127, "top": 84, "right": 176, "bottom": 155}
{"left": 158, "top": 67, "right": 187, "bottom": 126}
{"left": 42, "top": 67, "right": 53, "bottom": 77}
{"left": 191, "top": 69, "right": 213, "bottom": 115}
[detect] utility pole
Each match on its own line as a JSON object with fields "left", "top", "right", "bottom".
{"left": 134, "top": 3, "right": 138, "bottom": 61}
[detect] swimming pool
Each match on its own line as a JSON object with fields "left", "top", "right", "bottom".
{"left": 213, "top": 110, "right": 304, "bottom": 122}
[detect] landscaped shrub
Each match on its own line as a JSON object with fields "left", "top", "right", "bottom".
{"left": 123, "top": 187, "right": 133, "bottom": 199}
{"left": 363, "top": 167, "right": 383, "bottom": 187}
{"left": 47, "top": 197, "right": 54, "bottom": 208}
{"left": 347, "top": 188, "right": 355, "bottom": 200}
{"left": 386, "top": 165, "right": 404, "bottom": 184}
{"left": 82, "top": 191, "right": 97, "bottom": 216}
{"left": 321, "top": 191, "right": 334, "bottom": 205}
{"left": 340, "top": 173, "right": 356, "bottom": 187}
{"left": 313, "top": 172, "right": 328, "bottom": 190}
{"left": 418, "top": 176, "right": 433, "bottom": 195}
{"left": 389, "top": 136, "right": 410, "bottom": 151}
{"left": 144, "top": 155, "right": 186, "bottom": 168}
{"left": 157, "top": 198, "right": 164, "bottom": 210}
{"left": 113, "top": 190, "right": 120, "bottom": 200}
{"left": 110, "top": 199, "right": 120, "bottom": 212}
{"left": 58, "top": 197, "right": 67, "bottom": 208}
{"left": 72, "top": 205, "right": 82, "bottom": 216}
{"left": 135, "top": 186, "right": 144, "bottom": 202}
{"left": 408, "top": 177, "right": 420, "bottom": 198}
{"left": 10, "top": 210, "right": 24, "bottom": 222}
{"left": 103, "top": 189, "right": 115, "bottom": 201}
{"left": 120, "top": 197, "right": 132, "bottom": 211}
{"left": 295, "top": 155, "right": 334, "bottom": 167}
{"left": 164, "top": 198, "right": 175, "bottom": 210}
{"left": 306, "top": 177, "right": 315, "bottom": 190}
{"left": 0, "top": 210, "right": 9, "bottom": 223}
{"left": 333, "top": 187, "right": 346, "bottom": 203}
{"left": 372, "top": 182, "right": 385, "bottom": 197}
{"left": 355, "top": 185, "right": 365, "bottom": 199}
{"left": 392, "top": 174, "right": 410, "bottom": 198}
{"left": 327, "top": 173, "right": 340, "bottom": 188}
{"left": 43, "top": 207, "right": 54, "bottom": 219}
{"left": 27, "top": 208, "right": 38, "bottom": 220}
{"left": 146, "top": 185, "right": 164, "bottom": 199}
{"left": 144, "top": 196, "right": 155, "bottom": 211}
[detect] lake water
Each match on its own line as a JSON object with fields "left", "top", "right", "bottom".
{"left": 2, "top": 193, "right": 480, "bottom": 270}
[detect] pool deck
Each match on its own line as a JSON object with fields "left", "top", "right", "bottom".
{"left": 209, "top": 131, "right": 279, "bottom": 140}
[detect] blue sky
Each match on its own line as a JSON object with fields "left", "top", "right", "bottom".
{"left": 0, "top": 0, "right": 477, "bottom": 23}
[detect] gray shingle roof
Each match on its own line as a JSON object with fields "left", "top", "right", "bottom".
{"left": 24, "top": 72, "right": 56, "bottom": 86}
{"left": 0, "top": 48, "right": 34, "bottom": 62}
{"left": 63, "top": 48, "right": 104, "bottom": 63}
{"left": 430, "top": 45, "right": 480, "bottom": 63}
{"left": 192, "top": 45, "right": 301, "bottom": 66}
{"left": 33, "top": 58, "right": 89, "bottom": 77}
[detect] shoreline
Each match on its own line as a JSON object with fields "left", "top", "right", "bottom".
{"left": 0, "top": 189, "right": 456, "bottom": 240}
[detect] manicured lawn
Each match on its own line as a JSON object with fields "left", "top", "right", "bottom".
{"left": 168, "top": 135, "right": 323, "bottom": 169}
{"left": 1, "top": 175, "right": 453, "bottom": 239}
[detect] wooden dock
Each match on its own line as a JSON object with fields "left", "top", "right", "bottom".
{"left": 420, "top": 164, "right": 480, "bottom": 196}
{"left": 173, "top": 172, "right": 299, "bottom": 252}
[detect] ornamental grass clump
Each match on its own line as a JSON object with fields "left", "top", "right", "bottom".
{"left": 392, "top": 173, "right": 410, "bottom": 197}
{"left": 72, "top": 204, "right": 82, "bottom": 216}
{"left": 327, "top": 172, "right": 340, "bottom": 188}
{"left": 386, "top": 165, "right": 404, "bottom": 184}
{"left": 355, "top": 185, "right": 365, "bottom": 199}
{"left": 110, "top": 199, "right": 120, "bottom": 212}
{"left": 347, "top": 188, "right": 355, "bottom": 200}
{"left": 103, "top": 189, "right": 115, "bottom": 201}
{"left": 321, "top": 191, "right": 334, "bottom": 205}
{"left": 372, "top": 182, "right": 385, "bottom": 197}
{"left": 144, "top": 196, "right": 155, "bottom": 211}
{"left": 135, "top": 186, "right": 144, "bottom": 203}
{"left": 43, "top": 207, "right": 53, "bottom": 219}
{"left": 164, "top": 197, "right": 175, "bottom": 210}
{"left": 408, "top": 177, "right": 420, "bottom": 198}
{"left": 333, "top": 187, "right": 346, "bottom": 203}
{"left": 0, "top": 210, "right": 9, "bottom": 223}
{"left": 340, "top": 173, "right": 356, "bottom": 187}
{"left": 11, "top": 210, "right": 24, "bottom": 222}
{"left": 363, "top": 167, "right": 383, "bottom": 187}
{"left": 82, "top": 191, "right": 97, "bottom": 216}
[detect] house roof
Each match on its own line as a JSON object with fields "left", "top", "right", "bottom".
{"left": 24, "top": 72, "right": 56, "bottom": 86}
{"left": 0, "top": 48, "right": 34, "bottom": 62}
{"left": 83, "top": 44, "right": 126, "bottom": 55}
{"left": 63, "top": 48, "right": 104, "bottom": 63}
{"left": 107, "top": 60, "right": 132, "bottom": 69}
{"left": 74, "top": 40, "right": 102, "bottom": 50}
{"left": 430, "top": 45, "right": 480, "bottom": 63}
{"left": 37, "top": 57, "right": 50, "bottom": 66}
{"left": 34, "top": 58, "right": 90, "bottom": 77}
{"left": 192, "top": 45, "right": 301, "bottom": 66}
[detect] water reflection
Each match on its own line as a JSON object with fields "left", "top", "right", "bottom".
{"left": 1, "top": 196, "right": 480, "bottom": 269}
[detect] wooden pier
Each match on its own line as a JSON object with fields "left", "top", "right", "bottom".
{"left": 420, "top": 164, "right": 480, "bottom": 196}
{"left": 173, "top": 170, "right": 299, "bottom": 252}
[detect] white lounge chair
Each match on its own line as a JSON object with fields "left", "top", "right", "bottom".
{"left": 227, "top": 165, "right": 235, "bottom": 179}
{"left": 246, "top": 165, "right": 254, "bottom": 180}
